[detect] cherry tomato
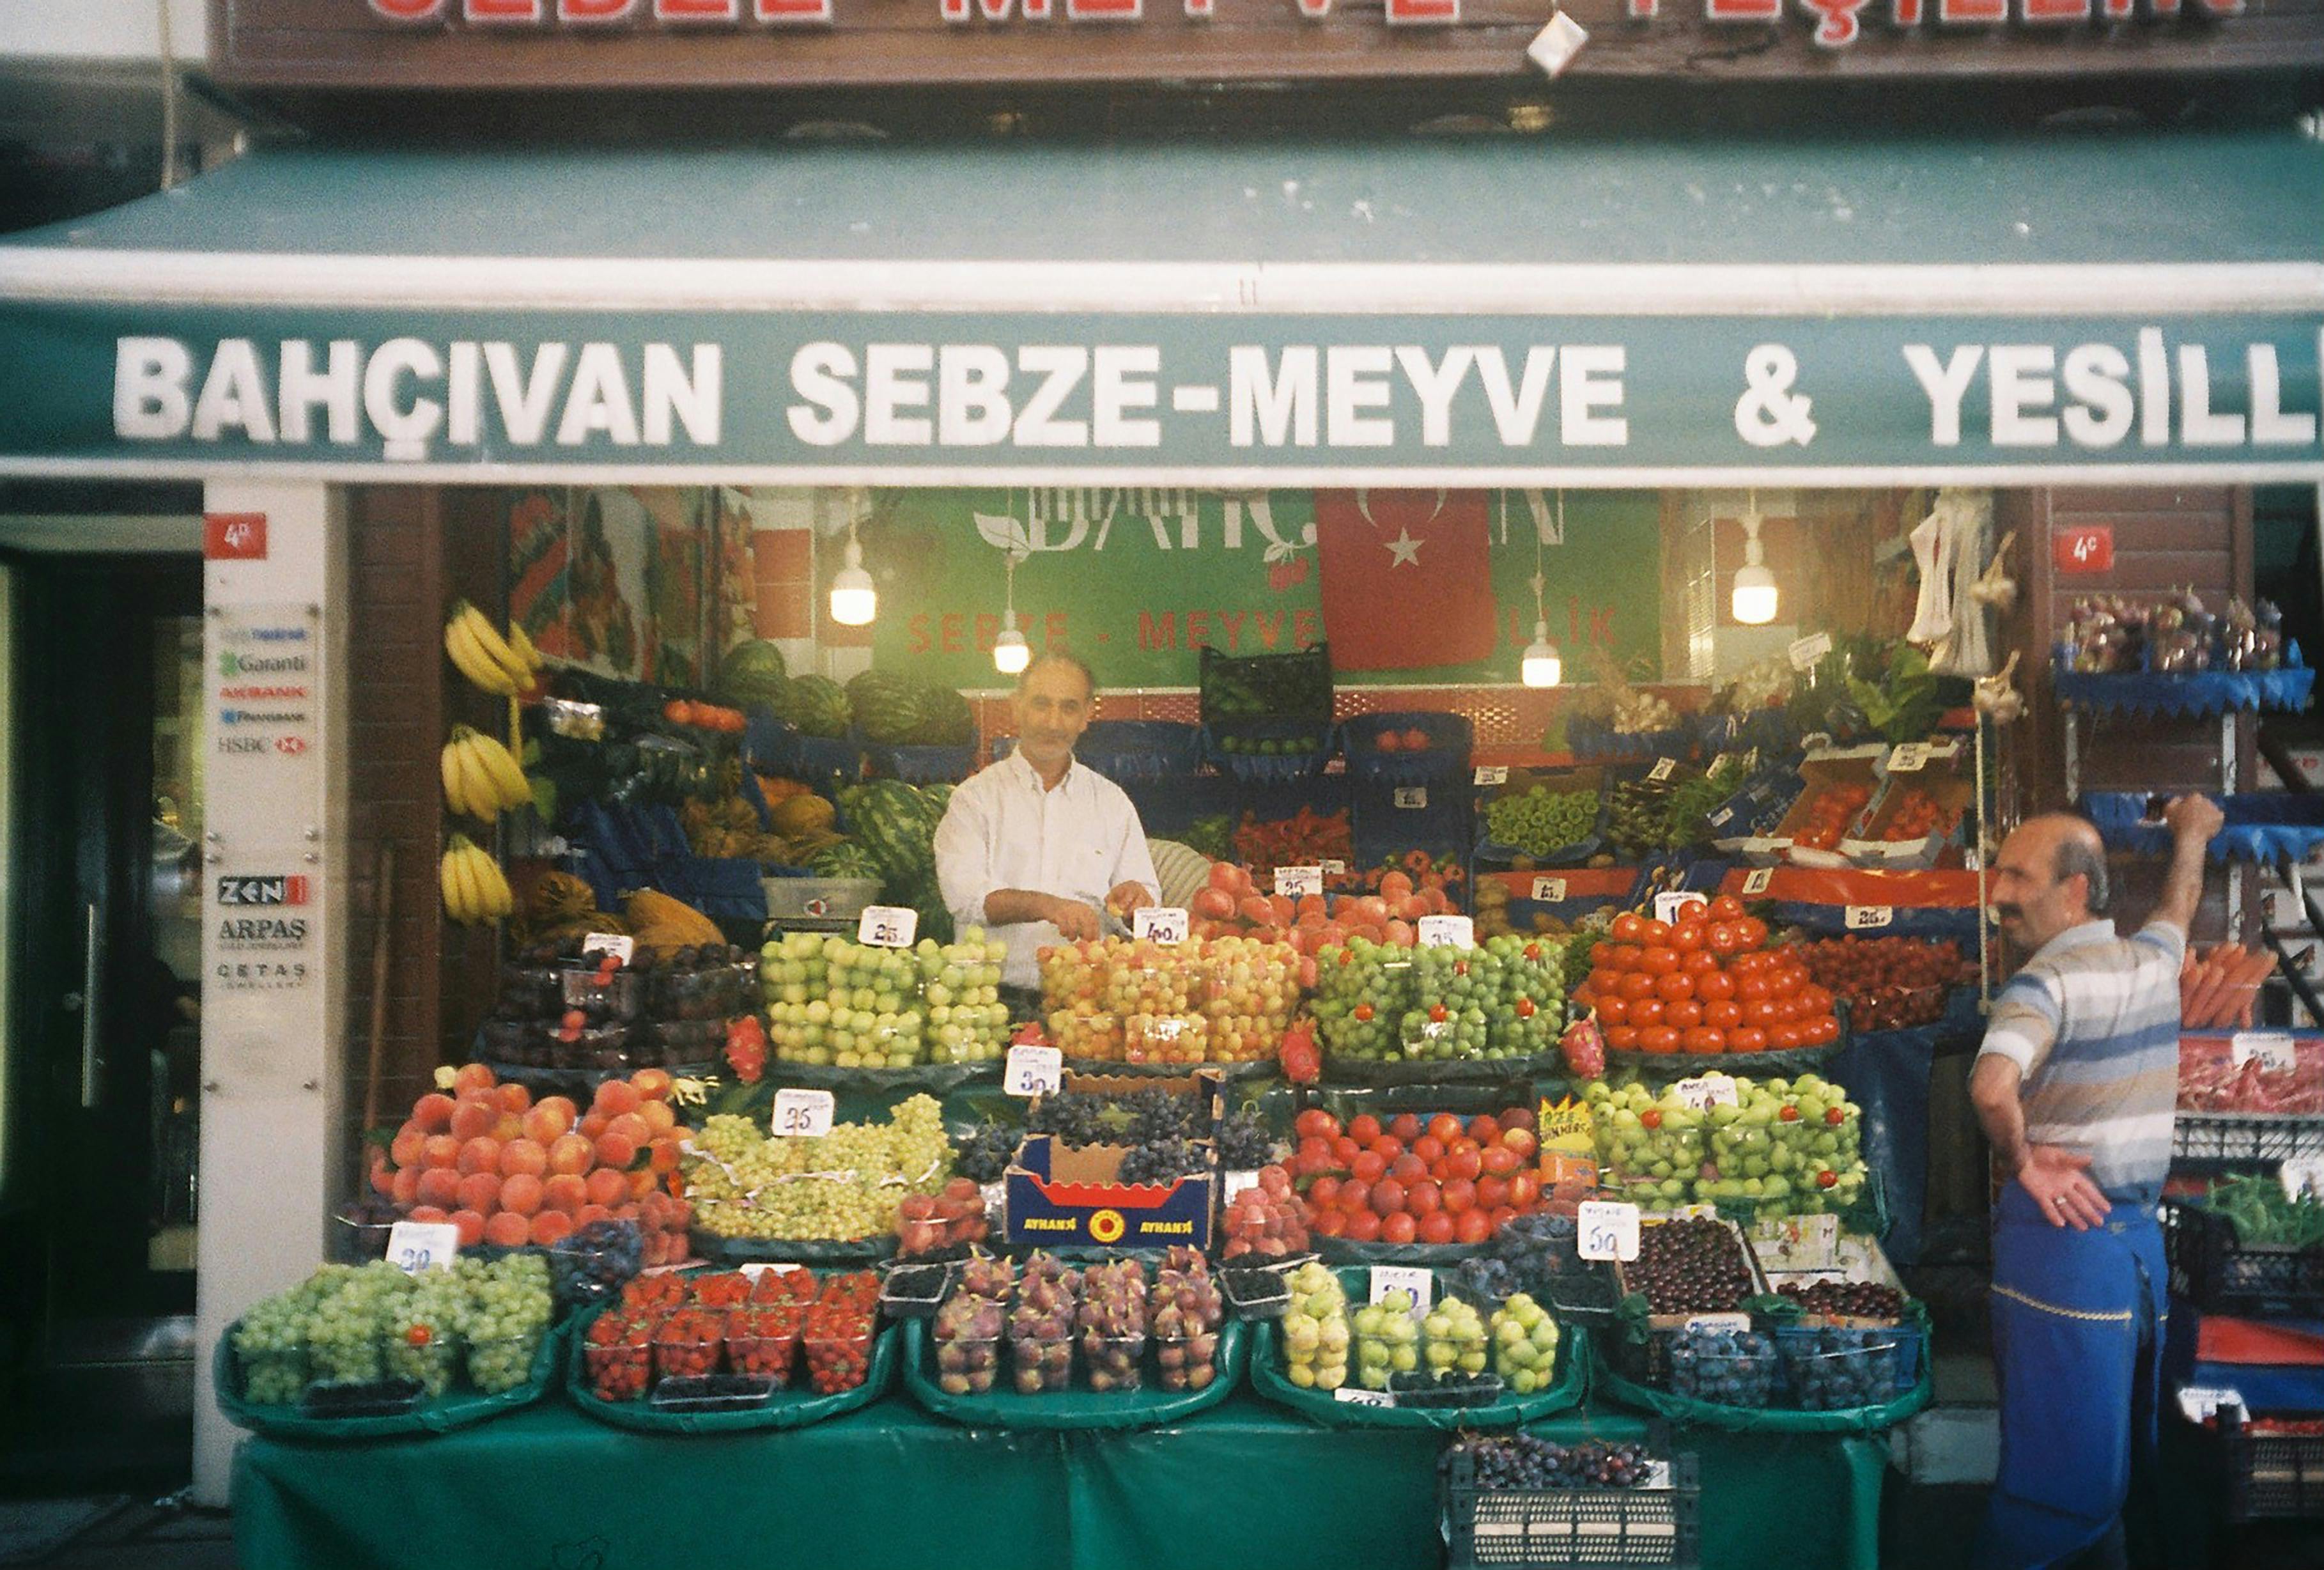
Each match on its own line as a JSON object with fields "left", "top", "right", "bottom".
{"left": 1604, "top": 1026, "right": 1641, "bottom": 1051}
{"left": 1805, "top": 1016, "right": 1840, "bottom": 1046}
{"left": 1709, "top": 895, "right": 1747, "bottom": 922}
{"left": 1611, "top": 912, "right": 1647, "bottom": 943}
{"left": 1609, "top": 945, "right": 1645, "bottom": 972}
{"left": 1705, "top": 1000, "right": 1744, "bottom": 1029}
{"left": 1642, "top": 920, "right": 1673, "bottom": 945}
{"left": 1628, "top": 999, "right": 1666, "bottom": 1028}
{"left": 1620, "top": 972, "right": 1659, "bottom": 1002}
{"left": 1671, "top": 922, "right": 1707, "bottom": 953}
{"left": 1641, "top": 947, "right": 1680, "bottom": 977}
{"left": 1729, "top": 1027, "right": 1769, "bottom": 1052}
{"left": 1665, "top": 1000, "right": 1705, "bottom": 1029}
{"left": 1707, "top": 922, "right": 1744, "bottom": 956}
{"left": 1595, "top": 995, "right": 1631, "bottom": 1026}
{"left": 1655, "top": 972, "right": 1695, "bottom": 1003}
{"left": 1735, "top": 917, "right": 1769, "bottom": 947}
{"left": 1683, "top": 1027, "right": 1726, "bottom": 1054}
{"left": 1737, "top": 975, "right": 1772, "bottom": 1002}
{"left": 1638, "top": 1026, "right": 1681, "bottom": 1055}
{"left": 1745, "top": 998, "right": 1783, "bottom": 1027}
{"left": 1770, "top": 1023, "right": 1806, "bottom": 1050}
{"left": 1695, "top": 970, "right": 1737, "bottom": 1002}
{"left": 1589, "top": 942, "right": 1618, "bottom": 968}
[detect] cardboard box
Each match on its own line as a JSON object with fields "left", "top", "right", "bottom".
{"left": 1003, "top": 1135, "right": 1218, "bottom": 1250}
{"left": 1757, "top": 746, "right": 1887, "bottom": 869}
{"left": 1843, "top": 742, "right": 1973, "bottom": 871}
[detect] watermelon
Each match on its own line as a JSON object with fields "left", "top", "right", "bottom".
{"left": 778, "top": 674, "right": 852, "bottom": 738}
{"left": 846, "top": 671, "right": 924, "bottom": 745}
{"left": 807, "top": 841, "right": 882, "bottom": 882}
{"left": 849, "top": 779, "right": 943, "bottom": 882}
{"left": 907, "top": 683, "right": 977, "bottom": 747}
{"left": 920, "top": 782, "right": 956, "bottom": 815}
{"left": 890, "top": 868, "right": 955, "bottom": 946}
{"left": 717, "top": 639, "right": 789, "bottom": 713}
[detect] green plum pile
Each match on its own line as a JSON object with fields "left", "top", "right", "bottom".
{"left": 1588, "top": 1073, "right": 1867, "bottom": 1216}
{"left": 1310, "top": 940, "right": 1414, "bottom": 1061}
{"left": 1314, "top": 937, "right": 1565, "bottom": 1065}
{"left": 683, "top": 1094, "right": 951, "bottom": 1242}
{"left": 1353, "top": 1288, "right": 1423, "bottom": 1392}
{"left": 759, "top": 929, "right": 1011, "bottom": 1068}
{"left": 1278, "top": 1261, "right": 1351, "bottom": 1390}
{"left": 231, "top": 1254, "right": 554, "bottom": 1406}
{"left": 1483, "top": 786, "right": 1600, "bottom": 859}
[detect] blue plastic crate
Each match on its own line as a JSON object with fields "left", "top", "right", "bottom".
{"left": 862, "top": 740, "right": 977, "bottom": 785}
{"left": 1566, "top": 715, "right": 1696, "bottom": 763}
{"left": 747, "top": 719, "right": 864, "bottom": 784}
{"left": 1075, "top": 720, "right": 1204, "bottom": 784}
{"left": 1341, "top": 711, "right": 1475, "bottom": 784}
{"left": 1202, "top": 719, "right": 1340, "bottom": 783}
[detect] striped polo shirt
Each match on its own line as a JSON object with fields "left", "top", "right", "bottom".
{"left": 1975, "top": 917, "right": 2185, "bottom": 1204}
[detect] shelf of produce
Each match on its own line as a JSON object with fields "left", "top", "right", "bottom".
{"left": 215, "top": 1316, "right": 568, "bottom": 1442}
{"left": 2053, "top": 665, "right": 2314, "bottom": 718}
{"left": 231, "top": 1390, "right": 1890, "bottom": 1570}
{"left": 1594, "top": 1314, "right": 1933, "bottom": 1436}
{"left": 566, "top": 1307, "right": 900, "bottom": 1435}
{"left": 2084, "top": 791, "right": 2324, "bottom": 866}
{"left": 755, "top": 1061, "right": 1002, "bottom": 1095}
{"left": 689, "top": 1232, "right": 900, "bottom": 1266}
{"left": 899, "top": 1316, "right": 1246, "bottom": 1430}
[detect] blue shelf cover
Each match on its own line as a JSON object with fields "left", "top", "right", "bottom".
{"left": 2084, "top": 791, "right": 2324, "bottom": 866}
{"left": 2053, "top": 658, "right": 2313, "bottom": 719}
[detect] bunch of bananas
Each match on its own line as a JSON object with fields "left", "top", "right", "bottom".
{"left": 443, "top": 600, "right": 544, "bottom": 697}
{"left": 440, "top": 724, "right": 531, "bottom": 821}
{"left": 440, "top": 834, "right": 513, "bottom": 926}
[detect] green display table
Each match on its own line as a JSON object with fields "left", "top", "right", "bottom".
{"left": 233, "top": 1390, "right": 1886, "bottom": 1569}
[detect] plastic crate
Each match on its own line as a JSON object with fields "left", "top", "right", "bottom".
{"left": 1442, "top": 1449, "right": 1700, "bottom": 1570}
{"left": 2162, "top": 1201, "right": 2324, "bottom": 1317}
{"left": 1343, "top": 711, "right": 1476, "bottom": 784}
{"left": 2172, "top": 1112, "right": 2324, "bottom": 1172}
{"left": 2220, "top": 1408, "right": 2324, "bottom": 1523}
{"left": 1771, "top": 1321, "right": 1923, "bottom": 1407}
{"left": 1202, "top": 718, "right": 1340, "bottom": 783}
{"left": 1075, "top": 720, "right": 1204, "bottom": 784}
{"left": 746, "top": 719, "right": 864, "bottom": 785}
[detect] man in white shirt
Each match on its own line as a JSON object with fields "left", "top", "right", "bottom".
{"left": 934, "top": 652, "right": 1160, "bottom": 993}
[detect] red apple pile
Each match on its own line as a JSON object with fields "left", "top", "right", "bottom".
{"left": 1221, "top": 1165, "right": 1310, "bottom": 1259}
{"left": 895, "top": 1178, "right": 991, "bottom": 1255}
{"left": 1287, "top": 1107, "right": 1545, "bottom": 1247}
{"left": 1188, "top": 864, "right": 1459, "bottom": 954}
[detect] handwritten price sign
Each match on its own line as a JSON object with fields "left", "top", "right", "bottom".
{"left": 387, "top": 1220, "right": 459, "bottom": 1275}
{"left": 772, "top": 1089, "right": 835, "bottom": 1138}
{"left": 1576, "top": 1200, "right": 1640, "bottom": 1263}
{"left": 858, "top": 905, "right": 918, "bottom": 947}
{"left": 1133, "top": 906, "right": 1190, "bottom": 943}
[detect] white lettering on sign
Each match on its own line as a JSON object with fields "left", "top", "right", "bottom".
{"left": 1004, "top": 1043, "right": 1064, "bottom": 1096}
{"left": 387, "top": 1220, "right": 460, "bottom": 1275}
{"left": 1274, "top": 865, "right": 1324, "bottom": 898}
{"left": 1393, "top": 786, "right": 1429, "bottom": 809}
{"left": 1334, "top": 1387, "right": 1395, "bottom": 1408}
{"left": 580, "top": 932, "right": 635, "bottom": 963}
{"left": 1530, "top": 876, "right": 1569, "bottom": 903}
{"left": 1788, "top": 632, "right": 1833, "bottom": 671}
{"left": 2177, "top": 1385, "right": 2245, "bottom": 1426}
{"left": 2231, "top": 1032, "right": 2297, "bottom": 1073}
{"left": 1416, "top": 915, "right": 1475, "bottom": 949}
{"left": 772, "top": 1088, "right": 836, "bottom": 1138}
{"left": 1671, "top": 1073, "right": 1740, "bottom": 1112}
{"left": 1134, "top": 906, "right": 1190, "bottom": 943}
{"left": 1887, "top": 744, "right": 1930, "bottom": 773}
{"left": 1683, "top": 1312, "right": 1755, "bottom": 1334}
{"left": 858, "top": 905, "right": 918, "bottom": 947}
{"left": 1845, "top": 905, "right": 1894, "bottom": 930}
{"left": 1647, "top": 757, "right": 1677, "bottom": 784}
{"left": 1742, "top": 868, "right": 1774, "bottom": 896}
{"left": 1577, "top": 1200, "right": 1640, "bottom": 1263}
{"left": 1903, "top": 336, "right": 2316, "bottom": 453}
{"left": 1368, "top": 1265, "right": 1435, "bottom": 1312}
{"left": 1474, "top": 765, "right": 1510, "bottom": 786}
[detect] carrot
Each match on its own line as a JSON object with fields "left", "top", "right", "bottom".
{"left": 2185, "top": 945, "right": 2237, "bottom": 1028}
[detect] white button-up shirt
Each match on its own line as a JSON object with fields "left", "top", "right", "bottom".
{"left": 933, "top": 749, "right": 1160, "bottom": 990}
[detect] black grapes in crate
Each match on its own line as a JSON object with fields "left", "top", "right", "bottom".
{"left": 549, "top": 1219, "right": 644, "bottom": 1309}
{"left": 1441, "top": 1434, "right": 1657, "bottom": 1490}
{"left": 1025, "top": 1086, "right": 1198, "bottom": 1148}
{"left": 954, "top": 1121, "right": 1020, "bottom": 1185}
{"left": 1216, "top": 1110, "right": 1277, "bottom": 1169}
{"left": 1117, "top": 1137, "right": 1207, "bottom": 1185}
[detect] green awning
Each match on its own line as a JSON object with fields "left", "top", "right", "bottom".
{"left": 2, "top": 128, "right": 2319, "bottom": 483}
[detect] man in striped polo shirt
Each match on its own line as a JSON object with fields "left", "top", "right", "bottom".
{"left": 1969, "top": 796, "right": 2220, "bottom": 1570}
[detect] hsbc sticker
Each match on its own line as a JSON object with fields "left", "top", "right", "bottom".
{"left": 205, "top": 513, "right": 267, "bottom": 561}
{"left": 217, "top": 875, "right": 311, "bottom": 906}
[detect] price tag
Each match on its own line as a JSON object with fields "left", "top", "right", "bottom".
{"left": 1322, "top": 859, "right": 1348, "bottom": 876}
{"left": 1684, "top": 1313, "right": 1755, "bottom": 1334}
{"left": 1741, "top": 868, "right": 1774, "bottom": 896}
{"left": 2178, "top": 1385, "right": 2245, "bottom": 1425}
{"left": 1643, "top": 1460, "right": 1674, "bottom": 1489}
{"left": 1393, "top": 786, "right": 1430, "bottom": 809}
{"left": 1845, "top": 905, "right": 1895, "bottom": 931}
{"left": 1887, "top": 743, "right": 1930, "bottom": 773}
{"left": 1335, "top": 1387, "right": 1395, "bottom": 1408}
{"left": 1133, "top": 906, "right": 1190, "bottom": 943}
{"left": 2280, "top": 1155, "right": 2324, "bottom": 1202}
{"left": 1475, "top": 765, "right": 1510, "bottom": 787}
{"left": 580, "top": 932, "right": 635, "bottom": 963}
{"left": 1654, "top": 891, "right": 1708, "bottom": 927}
{"left": 387, "top": 1220, "right": 459, "bottom": 1275}
{"left": 1530, "top": 876, "right": 1569, "bottom": 903}
{"left": 858, "top": 905, "right": 918, "bottom": 947}
{"left": 1788, "top": 632, "right": 1833, "bottom": 671}
{"left": 1369, "top": 1265, "right": 1435, "bottom": 1312}
{"left": 1671, "top": 1073, "right": 1740, "bottom": 1112}
{"left": 1274, "top": 865, "right": 1324, "bottom": 898}
{"left": 736, "top": 1261, "right": 803, "bottom": 1279}
{"left": 1223, "top": 1170, "right": 1261, "bottom": 1202}
{"left": 1708, "top": 752, "right": 1738, "bottom": 778}
{"left": 1003, "top": 1043, "right": 1064, "bottom": 1098}
{"left": 771, "top": 1088, "right": 835, "bottom": 1138}
{"left": 2054, "top": 524, "right": 2114, "bottom": 576}
{"left": 1646, "top": 757, "right": 1678, "bottom": 784}
{"left": 1708, "top": 808, "right": 1735, "bottom": 828}
{"left": 1755, "top": 1214, "right": 1842, "bottom": 1272}
{"left": 2231, "top": 1031, "right": 2297, "bottom": 1073}
{"left": 1577, "top": 1200, "right": 1641, "bottom": 1263}
{"left": 1416, "top": 915, "right": 1475, "bottom": 949}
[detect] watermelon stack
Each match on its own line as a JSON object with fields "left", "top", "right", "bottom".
{"left": 906, "top": 684, "right": 977, "bottom": 747}
{"left": 777, "top": 673, "right": 853, "bottom": 738}
{"left": 846, "top": 672, "right": 925, "bottom": 745}
{"left": 717, "top": 639, "right": 789, "bottom": 713}
{"left": 840, "top": 779, "right": 955, "bottom": 943}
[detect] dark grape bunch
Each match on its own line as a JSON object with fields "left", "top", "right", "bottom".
{"left": 1778, "top": 1280, "right": 1905, "bottom": 1320}
{"left": 954, "top": 1121, "right": 1021, "bottom": 1185}
{"left": 1118, "top": 1137, "right": 1207, "bottom": 1184}
{"left": 549, "top": 1219, "right": 645, "bottom": 1309}
{"left": 1441, "top": 1434, "right": 1657, "bottom": 1490}
{"left": 1216, "top": 1110, "right": 1278, "bottom": 1169}
{"left": 1026, "top": 1086, "right": 1198, "bottom": 1149}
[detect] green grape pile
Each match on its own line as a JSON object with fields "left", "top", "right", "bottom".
{"left": 1310, "top": 940, "right": 1416, "bottom": 1061}
{"left": 685, "top": 1094, "right": 953, "bottom": 1241}
{"left": 231, "top": 1254, "right": 554, "bottom": 1405}
{"left": 1483, "top": 786, "right": 1600, "bottom": 858}
{"left": 760, "top": 930, "right": 1009, "bottom": 1068}
{"left": 1483, "top": 933, "right": 1565, "bottom": 1057}
{"left": 1400, "top": 946, "right": 1497, "bottom": 1061}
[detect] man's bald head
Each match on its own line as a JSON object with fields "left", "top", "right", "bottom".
{"left": 1991, "top": 812, "right": 2111, "bottom": 951}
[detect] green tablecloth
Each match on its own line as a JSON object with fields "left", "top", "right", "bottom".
{"left": 233, "top": 1389, "right": 1886, "bottom": 1569}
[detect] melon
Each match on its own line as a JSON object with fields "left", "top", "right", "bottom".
{"left": 716, "top": 640, "right": 789, "bottom": 713}
{"left": 777, "top": 674, "right": 852, "bottom": 739}
{"left": 846, "top": 671, "right": 924, "bottom": 745}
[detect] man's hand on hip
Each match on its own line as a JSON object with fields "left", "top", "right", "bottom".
{"left": 2020, "top": 1145, "right": 2110, "bottom": 1231}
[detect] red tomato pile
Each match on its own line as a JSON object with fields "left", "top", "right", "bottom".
{"left": 1788, "top": 783, "right": 1873, "bottom": 853}
{"left": 1188, "top": 862, "right": 1456, "bottom": 952}
{"left": 1877, "top": 788, "right": 1958, "bottom": 843}
{"left": 1288, "top": 1107, "right": 1544, "bottom": 1246}
{"left": 1572, "top": 898, "right": 1840, "bottom": 1056}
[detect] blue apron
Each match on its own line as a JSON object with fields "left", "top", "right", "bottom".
{"left": 1974, "top": 1182, "right": 2166, "bottom": 1570}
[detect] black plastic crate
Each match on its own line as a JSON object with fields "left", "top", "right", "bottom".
{"left": 2172, "top": 1112, "right": 2324, "bottom": 1172}
{"left": 1443, "top": 1450, "right": 1700, "bottom": 1569}
{"left": 2162, "top": 1201, "right": 2324, "bottom": 1318}
{"left": 2222, "top": 1408, "right": 2324, "bottom": 1523}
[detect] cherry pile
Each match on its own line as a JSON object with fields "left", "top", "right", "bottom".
{"left": 1624, "top": 1218, "right": 1755, "bottom": 1316}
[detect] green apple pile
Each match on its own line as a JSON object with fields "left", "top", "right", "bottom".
{"left": 759, "top": 929, "right": 1009, "bottom": 1067}
{"left": 1491, "top": 1293, "right": 1561, "bottom": 1394}
{"left": 1586, "top": 1073, "right": 1867, "bottom": 1216}
{"left": 1354, "top": 1288, "right": 1423, "bottom": 1391}
{"left": 1279, "top": 1262, "right": 1350, "bottom": 1390}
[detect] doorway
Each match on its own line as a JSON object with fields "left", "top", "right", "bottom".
{"left": 0, "top": 548, "right": 204, "bottom": 1491}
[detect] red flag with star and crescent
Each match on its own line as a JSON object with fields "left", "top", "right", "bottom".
{"left": 1312, "top": 489, "right": 1499, "bottom": 672}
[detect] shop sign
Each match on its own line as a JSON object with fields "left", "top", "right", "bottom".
{"left": 210, "top": 865, "right": 318, "bottom": 993}
{"left": 7, "top": 308, "right": 2321, "bottom": 481}
{"left": 210, "top": 606, "right": 320, "bottom": 771}
{"left": 2052, "top": 524, "right": 2114, "bottom": 575}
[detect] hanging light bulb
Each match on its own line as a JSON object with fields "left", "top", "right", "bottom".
{"left": 1520, "top": 494, "right": 1563, "bottom": 688}
{"left": 992, "top": 544, "right": 1030, "bottom": 674}
{"left": 1731, "top": 492, "right": 1779, "bottom": 626}
{"left": 828, "top": 518, "right": 876, "bottom": 627}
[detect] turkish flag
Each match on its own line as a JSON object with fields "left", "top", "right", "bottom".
{"left": 1313, "top": 489, "right": 1498, "bottom": 672}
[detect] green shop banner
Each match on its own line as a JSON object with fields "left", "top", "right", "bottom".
{"left": 864, "top": 488, "right": 1661, "bottom": 688}
{"left": 2, "top": 302, "right": 2320, "bottom": 476}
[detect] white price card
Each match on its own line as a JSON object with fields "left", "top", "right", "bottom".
{"left": 1322, "top": 859, "right": 1349, "bottom": 876}
{"left": 1369, "top": 1265, "right": 1436, "bottom": 1313}
{"left": 1708, "top": 753, "right": 1738, "bottom": 779}
{"left": 1887, "top": 743, "right": 1930, "bottom": 773}
{"left": 771, "top": 1088, "right": 835, "bottom": 1138}
{"left": 857, "top": 905, "right": 918, "bottom": 947}
{"left": 1393, "top": 786, "right": 1430, "bottom": 809}
{"left": 580, "top": 932, "right": 635, "bottom": 963}
{"left": 1335, "top": 1387, "right": 1395, "bottom": 1408}
{"left": 1134, "top": 906, "right": 1190, "bottom": 944}
{"left": 1647, "top": 757, "right": 1678, "bottom": 784}
{"left": 1003, "top": 1043, "right": 1064, "bottom": 1098}
{"left": 1654, "top": 891, "right": 1708, "bottom": 927}
{"left": 1530, "top": 876, "right": 1569, "bottom": 903}
{"left": 1671, "top": 1073, "right": 1740, "bottom": 1112}
{"left": 2280, "top": 1154, "right": 2324, "bottom": 1202}
{"left": 2178, "top": 1385, "right": 2245, "bottom": 1425}
{"left": 1474, "top": 765, "right": 1510, "bottom": 787}
{"left": 1223, "top": 1170, "right": 1262, "bottom": 1202}
{"left": 1577, "top": 1200, "right": 1641, "bottom": 1263}
{"left": 1684, "top": 1313, "right": 1755, "bottom": 1335}
{"left": 1416, "top": 915, "right": 1475, "bottom": 949}
{"left": 387, "top": 1220, "right": 459, "bottom": 1275}
{"left": 1741, "top": 868, "right": 1774, "bottom": 896}
{"left": 1708, "top": 808, "right": 1735, "bottom": 828}
{"left": 1845, "top": 905, "right": 1895, "bottom": 931}
{"left": 2231, "top": 1031, "right": 2297, "bottom": 1073}
{"left": 1274, "top": 865, "right": 1324, "bottom": 898}
{"left": 1789, "top": 631, "right": 1834, "bottom": 671}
